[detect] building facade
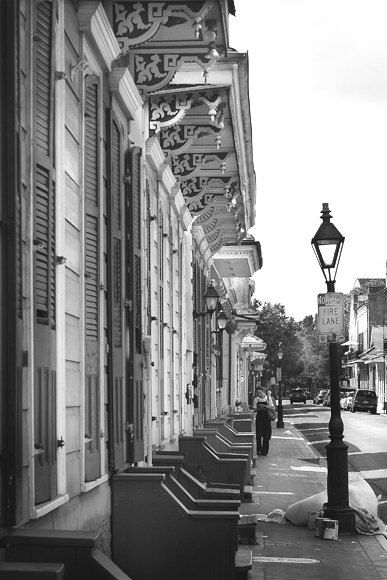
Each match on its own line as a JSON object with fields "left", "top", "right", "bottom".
{"left": 0, "top": 0, "right": 261, "bottom": 563}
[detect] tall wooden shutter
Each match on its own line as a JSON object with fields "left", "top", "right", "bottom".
{"left": 108, "top": 115, "right": 125, "bottom": 471}
{"left": 84, "top": 77, "right": 101, "bottom": 482}
{"left": 146, "top": 184, "right": 152, "bottom": 335}
{"left": 127, "top": 147, "right": 144, "bottom": 463}
{"left": 33, "top": 0, "right": 57, "bottom": 505}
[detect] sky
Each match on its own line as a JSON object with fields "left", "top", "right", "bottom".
{"left": 229, "top": 0, "right": 387, "bottom": 321}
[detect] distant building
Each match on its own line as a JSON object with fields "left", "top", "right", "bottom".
{"left": 343, "top": 278, "right": 386, "bottom": 412}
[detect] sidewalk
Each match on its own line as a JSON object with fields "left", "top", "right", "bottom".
{"left": 239, "top": 419, "right": 387, "bottom": 579}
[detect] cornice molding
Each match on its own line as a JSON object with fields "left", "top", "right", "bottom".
{"left": 229, "top": 65, "right": 252, "bottom": 228}
{"left": 179, "top": 206, "right": 193, "bottom": 231}
{"left": 192, "top": 225, "right": 212, "bottom": 267}
{"left": 160, "top": 164, "right": 176, "bottom": 193}
{"left": 109, "top": 67, "right": 143, "bottom": 119}
{"left": 146, "top": 136, "right": 165, "bottom": 171}
{"left": 78, "top": 1, "right": 120, "bottom": 71}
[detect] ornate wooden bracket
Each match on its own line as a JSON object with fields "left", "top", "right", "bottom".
{"left": 149, "top": 93, "right": 194, "bottom": 133}
{"left": 161, "top": 124, "right": 221, "bottom": 155}
{"left": 113, "top": 1, "right": 215, "bottom": 51}
{"left": 171, "top": 151, "right": 229, "bottom": 180}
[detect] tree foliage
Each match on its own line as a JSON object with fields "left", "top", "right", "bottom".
{"left": 296, "top": 315, "right": 330, "bottom": 391}
{"left": 252, "top": 301, "right": 329, "bottom": 394}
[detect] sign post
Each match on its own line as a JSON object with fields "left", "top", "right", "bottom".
{"left": 317, "top": 293, "right": 345, "bottom": 343}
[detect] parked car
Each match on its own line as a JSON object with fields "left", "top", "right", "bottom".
{"left": 314, "top": 389, "right": 328, "bottom": 405}
{"left": 322, "top": 390, "right": 331, "bottom": 406}
{"left": 304, "top": 389, "right": 311, "bottom": 400}
{"left": 290, "top": 388, "right": 307, "bottom": 404}
{"left": 349, "top": 389, "right": 377, "bottom": 414}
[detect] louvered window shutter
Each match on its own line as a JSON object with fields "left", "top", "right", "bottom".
{"left": 127, "top": 148, "right": 144, "bottom": 463}
{"left": 108, "top": 115, "right": 125, "bottom": 471}
{"left": 33, "top": 0, "right": 57, "bottom": 505}
{"left": 192, "top": 258, "right": 197, "bottom": 353}
{"left": 178, "top": 240, "right": 183, "bottom": 340}
{"left": 146, "top": 183, "right": 151, "bottom": 335}
{"left": 84, "top": 76, "right": 101, "bottom": 482}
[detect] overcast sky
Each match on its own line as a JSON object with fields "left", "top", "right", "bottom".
{"left": 229, "top": 1, "right": 387, "bottom": 321}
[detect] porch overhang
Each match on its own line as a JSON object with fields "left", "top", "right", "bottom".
{"left": 213, "top": 241, "right": 262, "bottom": 278}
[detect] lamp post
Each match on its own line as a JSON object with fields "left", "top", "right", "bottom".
{"left": 276, "top": 342, "right": 284, "bottom": 428}
{"left": 311, "top": 203, "right": 355, "bottom": 533}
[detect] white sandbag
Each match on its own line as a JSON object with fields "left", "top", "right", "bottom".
{"left": 348, "top": 473, "right": 378, "bottom": 517}
{"left": 267, "top": 509, "right": 286, "bottom": 524}
{"left": 285, "top": 490, "right": 327, "bottom": 526}
{"left": 285, "top": 474, "right": 378, "bottom": 526}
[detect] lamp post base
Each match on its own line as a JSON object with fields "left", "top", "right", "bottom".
{"left": 323, "top": 504, "right": 355, "bottom": 533}
{"left": 276, "top": 403, "right": 284, "bottom": 429}
{"left": 324, "top": 439, "right": 356, "bottom": 533}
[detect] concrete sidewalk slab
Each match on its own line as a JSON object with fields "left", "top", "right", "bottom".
{"left": 239, "top": 419, "right": 387, "bottom": 579}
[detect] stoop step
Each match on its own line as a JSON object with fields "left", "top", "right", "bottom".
{"left": 243, "top": 485, "right": 253, "bottom": 502}
{"left": 0, "top": 562, "right": 65, "bottom": 579}
{"left": 238, "top": 514, "right": 258, "bottom": 544}
{"left": 235, "top": 548, "right": 252, "bottom": 580}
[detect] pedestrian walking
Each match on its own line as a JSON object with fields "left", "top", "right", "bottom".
{"left": 253, "top": 389, "right": 272, "bottom": 456}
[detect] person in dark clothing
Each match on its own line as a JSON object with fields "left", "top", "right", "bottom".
{"left": 253, "top": 390, "right": 272, "bottom": 456}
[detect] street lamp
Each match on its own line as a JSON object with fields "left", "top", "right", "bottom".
{"left": 311, "top": 203, "right": 345, "bottom": 293}
{"left": 193, "top": 279, "right": 219, "bottom": 318}
{"left": 276, "top": 342, "right": 284, "bottom": 429}
{"left": 311, "top": 203, "right": 355, "bottom": 533}
{"left": 216, "top": 309, "right": 228, "bottom": 330}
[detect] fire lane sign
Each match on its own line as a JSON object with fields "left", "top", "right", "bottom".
{"left": 317, "top": 293, "right": 345, "bottom": 343}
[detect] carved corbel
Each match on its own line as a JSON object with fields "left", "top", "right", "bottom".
{"left": 70, "top": 56, "right": 93, "bottom": 81}
{"left": 149, "top": 93, "right": 194, "bottom": 134}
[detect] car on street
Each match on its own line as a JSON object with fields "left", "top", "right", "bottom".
{"left": 349, "top": 389, "right": 377, "bottom": 414}
{"left": 314, "top": 389, "right": 328, "bottom": 405}
{"left": 290, "top": 388, "right": 307, "bottom": 404}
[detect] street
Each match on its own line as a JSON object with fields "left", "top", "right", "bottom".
{"left": 282, "top": 401, "right": 387, "bottom": 524}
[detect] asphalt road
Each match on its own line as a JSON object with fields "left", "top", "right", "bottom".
{"left": 282, "top": 400, "right": 387, "bottom": 524}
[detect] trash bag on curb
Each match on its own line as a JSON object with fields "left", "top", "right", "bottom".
{"left": 267, "top": 509, "right": 286, "bottom": 523}
{"left": 352, "top": 506, "right": 387, "bottom": 537}
{"left": 285, "top": 474, "right": 378, "bottom": 526}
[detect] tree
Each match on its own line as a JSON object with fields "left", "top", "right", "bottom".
{"left": 296, "top": 315, "right": 330, "bottom": 392}
{"left": 252, "top": 301, "right": 302, "bottom": 390}
{"left": 252, "top": 302, "right": 330, "bottom": 395}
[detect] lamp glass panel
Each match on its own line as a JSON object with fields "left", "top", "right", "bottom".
{"left": 217, "top": 312, "right": 228, "bottom": 330}
{"left": 205, "top": 295, "right": 218, "bottom": 312}
{"left": 317, "top": 241, "right": 338, "bottom": 268}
